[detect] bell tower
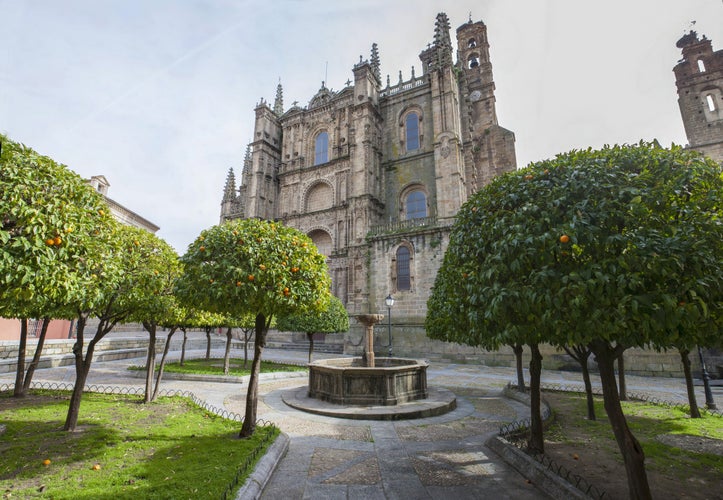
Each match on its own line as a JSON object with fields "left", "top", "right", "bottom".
{"left": 674, "top": 31, "right": 723, "bottom": 163}
{"left": 456, "top": 17, "right": 517, "bottom": 193}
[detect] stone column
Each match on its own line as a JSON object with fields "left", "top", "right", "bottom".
{"left": 355, "top": 314, "right": 384, "bottom": 367}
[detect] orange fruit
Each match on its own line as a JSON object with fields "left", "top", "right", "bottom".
{"left": 248, "top": 275, "right": 254, "bottom": 281}
{"left": 54, "top": 236, "right": 62, "bottom": 246}
{"left": 134, "top": 240, "right": 139, "bottom": 246}
{"left": 45, "top": 238, "right": 55, "bottom": 246}
{"left": 92, "top": 463, "right": 101, "bottom": 470}
{"left": 199, "top": 246, "right": 205, "bottom": 252}
{"left": 524, "top": 174, "right": 533, "bottom": 180}
{"left": 559, "top": 234, "right": 570, "bottom": 244}
{"left": 209, "top": 279, "right": 214, "bottom": 284}
{"left": 98, "top": 209, "right": 105, "bottom": 216}
{"left": 236, "top": 281, "right": 242, "bottom": 287}
{"left": 42, "top": 459, "right": 51, "bottom": 466}
{"left": 259, "top": 264, "right": 266, "bottom": 270}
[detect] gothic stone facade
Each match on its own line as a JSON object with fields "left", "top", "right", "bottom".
{"left": 675, "top": 31, "right": 723, "bottom": 162}
{"left": 220, "top": 13, "right": 516, "bottom": 352}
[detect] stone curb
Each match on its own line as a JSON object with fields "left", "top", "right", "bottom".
{"left": 485, "top": 435, "right": 593, "bottom": 500}
{"left": 489, "top": 385, "right": 594, "bottom": 499}
{"left": 235, "top": 432, "right": 290, "bottom": 500}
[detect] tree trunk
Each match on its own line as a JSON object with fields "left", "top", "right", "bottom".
{"left": 617, "top": 351, "right": 627, "bottom": 401}
{"left": 22, "top": 317, "right": 51, "bottom": 391}
{"left": 564, "top": 345, "right": 596, "bottom": 420}
{"left": 512, "top": 343, "right": 525, "bottom": 390}
{"left": 240, "top": 314, "right": 268, "bottom": 438}
{"left": 180, "top": 328, "right": 187, "bottom": 366}
{"left": 143, "top": 323, "right": 157, "bottom": 403}
{"left": 223, "top": 327, "right": 232, "bottom": 375}
{"left": 580, "top": 353, "right": 596, "bottom": 421}
{"left": 205, "top": 328, "right": 212, "bottom": 360}
{"left": 590, "top": 340, "right": 651, "bottom": 500}
{"left": 307, "top": 332, "right": 315, "bottom": 363}
{"left": 64, "top": 315, "right": 89, "bottom": 431}
{"left": 151, "top": 327, "right": 177, "bottom": 402}
{"left": 679, "top": 348, "right": 701, "bottom": 418}
{"left": 13, "top": 319, "right": 28, "bottom": 397}
{"left": 527, "top": 343, "right": 544, "bottom": 454}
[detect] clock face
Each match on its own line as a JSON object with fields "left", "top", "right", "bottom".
{"left": 470, "top": 90, "right": 482, "bottom": 102}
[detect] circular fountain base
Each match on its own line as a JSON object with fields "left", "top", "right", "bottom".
{"left": 282, "top": 386, "right": 457, "bottom": 420}
{"left": 307, "top": 357, "right": 429, "bottom": 406}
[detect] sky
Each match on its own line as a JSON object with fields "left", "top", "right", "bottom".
{"left": 2, "top": 0, "right": 722, "bottom": 253}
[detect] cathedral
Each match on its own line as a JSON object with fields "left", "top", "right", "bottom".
{"left": 220, "top": 13, "right": 516, "bottom": 351}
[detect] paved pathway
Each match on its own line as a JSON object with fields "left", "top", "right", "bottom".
{"left": 2, "top": 336, "right": 720, "bottom": 499}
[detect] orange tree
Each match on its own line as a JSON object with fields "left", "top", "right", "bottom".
{"left": 177, "top": 218, "right": 331, "bottom": 437}
{"left": 0, "top": 134, "right": 116, "bottom": 397}
{"left": 426, "top": 143, "right": 723, "bottom": 500}
{"left": 63, "top": 225, "right": 179, "bottom": 428}
{"left": 122, "top": 226, "right": 182, "bottom": 403}
{"left": 277, "top": 295, "right": 349, "bottom": 362}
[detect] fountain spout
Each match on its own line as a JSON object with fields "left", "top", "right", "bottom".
{"left": 355, "top": 314, "right": 384, "bottom": 367}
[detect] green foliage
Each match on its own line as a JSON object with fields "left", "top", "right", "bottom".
{"left": 426, "top": 142, "right": 723, "bottom": 351}
{"left": 177, "top": 218, "right": 331, "bottom": 320}
{"left": 0, "top": 134, "right": 116, "bottom": 318}
{"left": 276, "top": 295, "right": 349, "bottom": 334}
{"left": 120, "top": 225, "right": 181, "bottom": 326}
{"left": 0, "top": 391, "right": 278, "bottom": 499}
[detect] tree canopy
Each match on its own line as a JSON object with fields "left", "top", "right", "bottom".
{"left": 177, "top": 218, "right": 331, "bottom": 320}
{"left": 0, "top": 133, "right": 115, "bottom": 319}
{"left": 427, "top": 142, "right": 723, "bottom": 352}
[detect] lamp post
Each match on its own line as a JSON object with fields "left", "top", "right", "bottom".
{"left": 385, "top": 294, "right": 394, "bottom": 357}
{"left": 698, "top": 346, "right": 717, "bottom": 410}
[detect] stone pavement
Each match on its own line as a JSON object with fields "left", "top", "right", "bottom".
{"left": 2, "top": 336, "right": 719, "bottom": 499}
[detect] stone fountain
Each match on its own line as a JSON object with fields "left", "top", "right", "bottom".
{"left": 306, "top": 314, "right": 429, "bottom": 406}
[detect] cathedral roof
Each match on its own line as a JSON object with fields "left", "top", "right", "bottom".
{"left": 309, "top": 83, "right": 335, "bottom": 109}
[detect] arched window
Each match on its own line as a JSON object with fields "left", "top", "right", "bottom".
{"left": 314, "top": 131, "right": 328, "bottom": 165}
{"left": 306, "top": 182, "right": 333, "bottom": 212}
{"left": 698, "top": 59, "right": 706, "bottom": 72}
{"left": 468, "top": 54, "right": 480, "bottom": 68}
{"left": 405, "top": 113, "right": 420, "bottom": 151}
{"left": 396, "top": 246, "right": 411, "bottom": 291}
{"left": 308, "top": 229, "right": 332, "bottom": 257}
{"left": 405, "top": 191, "right": 427, "bottom": 219}
{"left": 706, "top": 94, "right": 716, "bottom": 112}
{"left": 468, "top": 38, "right": 477, "bottom": 48}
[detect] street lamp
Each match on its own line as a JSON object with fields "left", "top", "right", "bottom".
{"left": 385, "top": 294, "right": 395, "bottom": 357}
{"left": 698, "top": 346, "right": 717, "bottom": 410}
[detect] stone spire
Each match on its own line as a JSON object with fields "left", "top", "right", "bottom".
{"left": 273, "top": 80, "right": 284, "bottom": 116}
{"left": 370, "top": 43, "right": 381, "bottom": 82}
{"left": 222, "top": 167, "right": 236, "bottom": 202}
{"left": 241, "top": 144, "right": 251, "bottom": 176}
{"left": 433, "top": 12, "right": 453, "bottom": 67}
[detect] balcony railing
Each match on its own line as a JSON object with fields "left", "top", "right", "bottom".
{"left": 368, "top": 215, "right": 437, "bottom": 236}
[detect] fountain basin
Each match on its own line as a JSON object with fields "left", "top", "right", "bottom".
{"left": 308, "top": 357, "right": 428, "bottom": 406}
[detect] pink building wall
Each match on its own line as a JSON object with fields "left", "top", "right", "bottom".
{"left": 0, "top": 318, "right": 74, "bottom": 341}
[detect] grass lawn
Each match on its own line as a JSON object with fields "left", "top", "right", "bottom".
{"left": 132, "top": 358, "right": 307, "bottom": 377}
{"left": 0, "top": 390, "right": 279, "bottom": 499}
{"left": 543, "top": 391, "right": 723, "bottom": 499}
